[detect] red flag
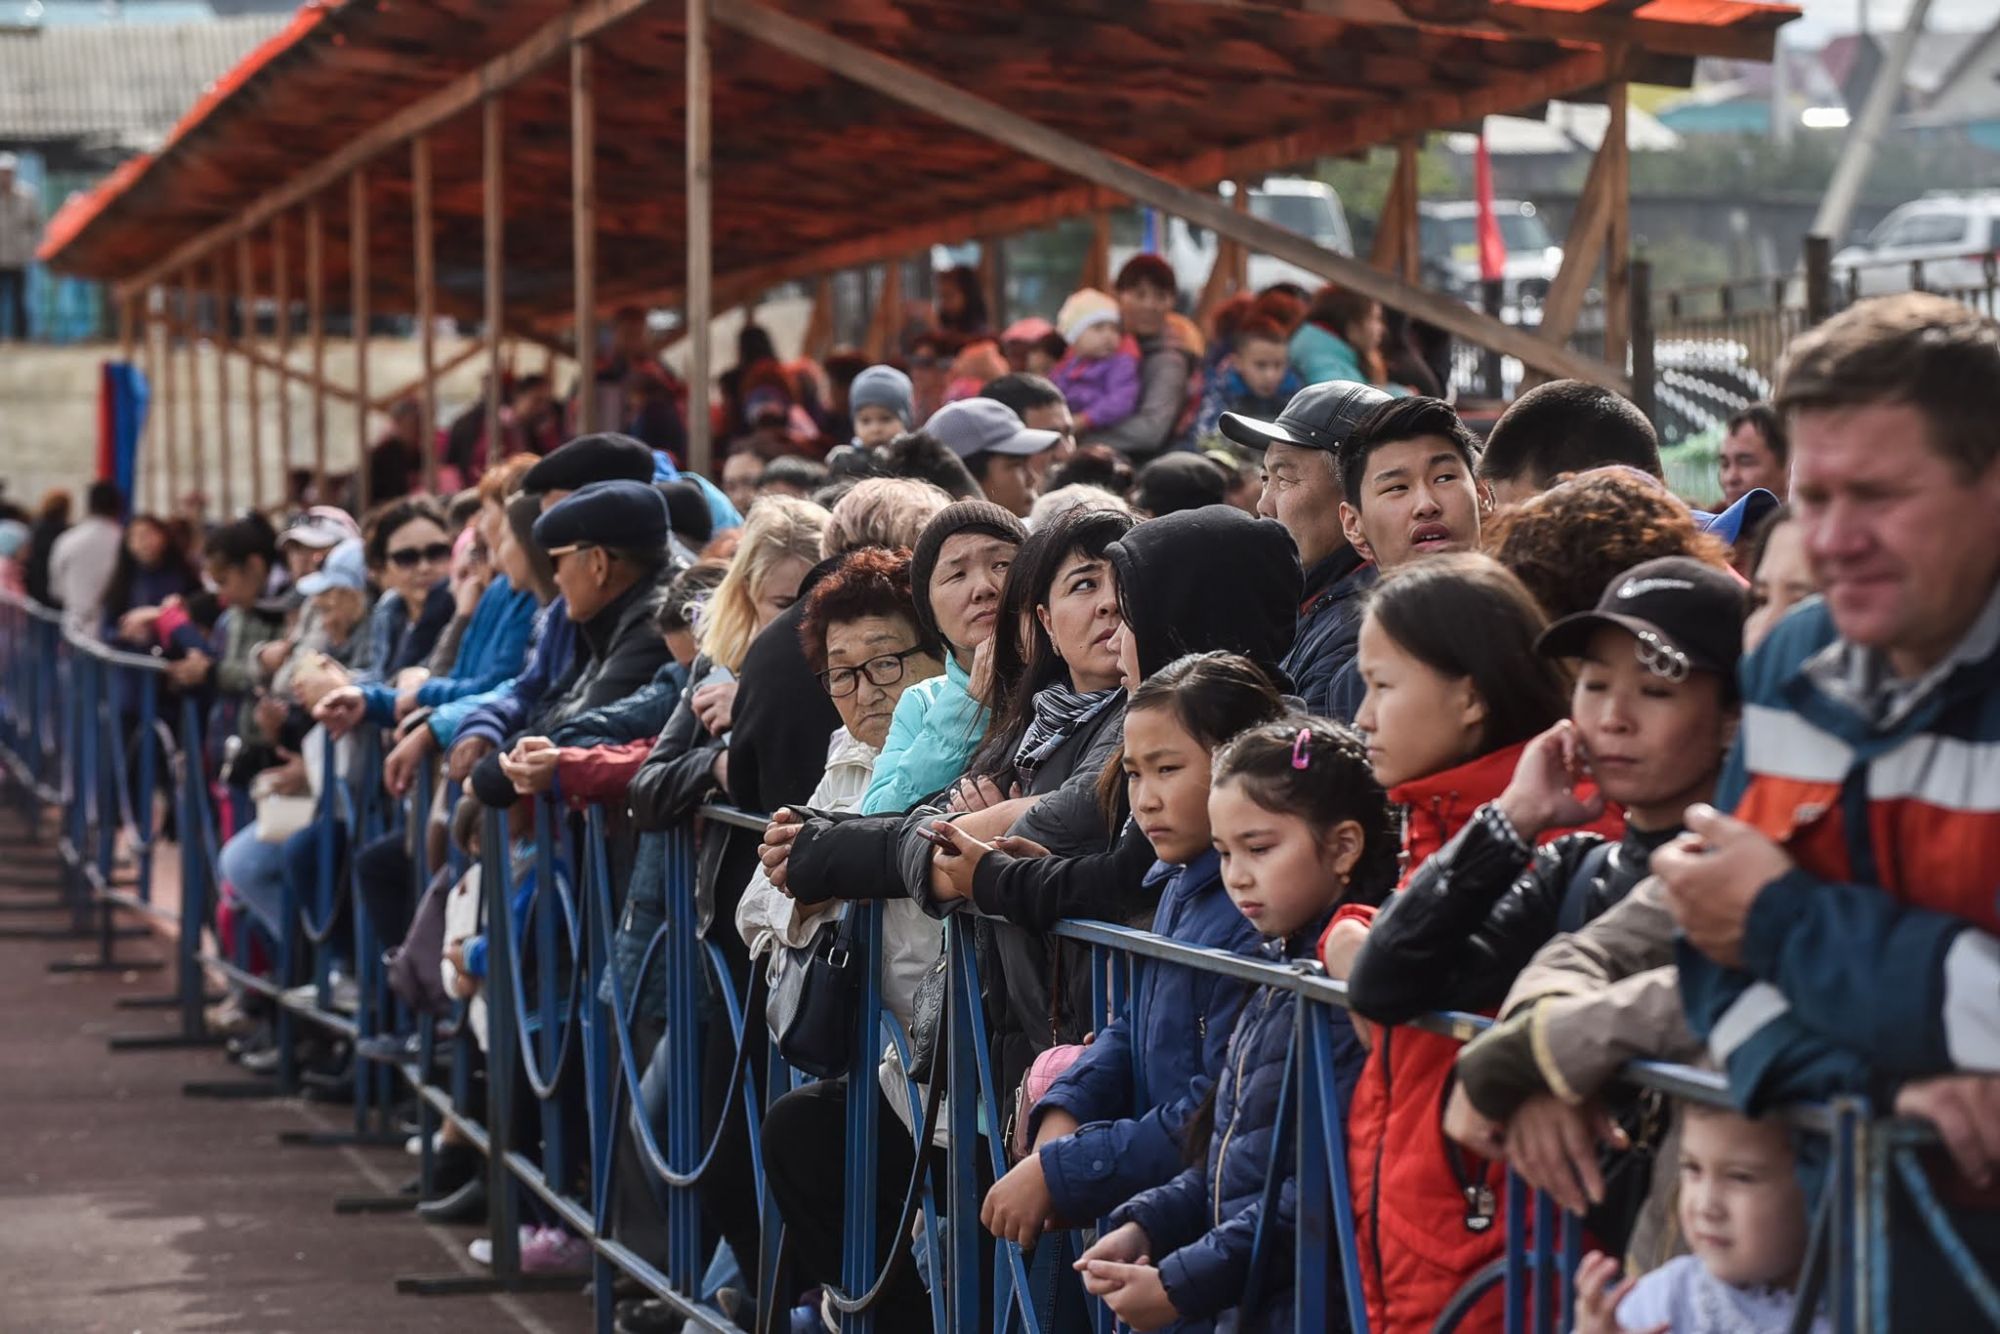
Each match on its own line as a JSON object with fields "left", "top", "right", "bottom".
{"left": 1474, "top": 128, "right": 1505, "bottom": 285}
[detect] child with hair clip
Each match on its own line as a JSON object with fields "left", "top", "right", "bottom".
{"left": 1077, "top": 717, "right": 1398, "bottom": 1333}
{"left": 981, "top": 652, "right": 1290, "bottom": 1254}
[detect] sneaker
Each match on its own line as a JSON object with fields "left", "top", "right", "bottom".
{"left": 467, "top": 1226, "right": 536, "bottom": 1268}
{"left": 520, "top": 1225, "right": 592, "bottom": 1276}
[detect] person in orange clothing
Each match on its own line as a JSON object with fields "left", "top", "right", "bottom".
{"left": 1321, "top": 553, "right": 1622, "bottom": 1334}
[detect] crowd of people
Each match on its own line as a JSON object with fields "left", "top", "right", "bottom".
{"left": 7, "top": 277, "right": 1997, "bottom": 1334}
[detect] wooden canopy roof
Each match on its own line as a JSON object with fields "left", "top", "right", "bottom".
{"left": 42, "top": 0, "right": 1795, "bottom": 326}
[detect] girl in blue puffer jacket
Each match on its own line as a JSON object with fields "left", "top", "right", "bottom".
{"left": 1079, "top": 717, "right": 1398, "bottom": 1333}
{"left": 981, "top": 652, "right": 1291, "bottom": 1253}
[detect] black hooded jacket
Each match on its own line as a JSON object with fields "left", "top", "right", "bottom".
{"left": 725, "top": 554, "right": 844, "bottom": 815}
{"left": 1107, "top": 506, "right": 1304, "bottom": 687}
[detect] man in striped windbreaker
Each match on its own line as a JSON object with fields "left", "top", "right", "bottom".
{"left": 1655, "top": 293, "right": 2000, "bottom": 1322}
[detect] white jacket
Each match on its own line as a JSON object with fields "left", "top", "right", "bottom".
{"left": 441, "top": 864, "right": 485, "bottom": 1050}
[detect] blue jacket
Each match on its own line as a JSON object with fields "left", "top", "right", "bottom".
{"left": 1035, "top": 850, "right": 1261, "bottom": 1222}
{"left": 860, "top": 654, "right": 985, "bottom": 814}
{"left": 1110, "top": 920, "right": 1364, "bottom": 1333}
{"left": 356, "top": 576, "right": 537, "bottom": 725}
{"left": 449, "top": 598, "right": 578, "bottom": 751}
{"left": 1287, "top": 551, "right": 1374, "bottom": 723}
{"left": 1288, "top": 322, "right": 1367, "bottom": 387}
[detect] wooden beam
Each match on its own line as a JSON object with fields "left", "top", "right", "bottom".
{"left": 572, "top": 40, "right": 599, "bottom": 436}
{"left": 212, "top": 257, "right": 234, "bottom": 516}
{"left": 1370, "top": 150, "right": 1412, "bottom": 276}
{"left": 1601, "top": 83, "right": 1631, "bottom": 373}
{"left": 373, "top": 340, "right": 487, "bottom": 413}
{"left": 351, "top": 168, "right": 372, "bottom": 512}
{"left": 307, "top": 198, "right": 327, "bottom": 503}
{"left": 113, "top": 0, "right": 664, "bottom": 299}
{"left": 273, "top": 216, "right": 293, "bottom": 496}
{"left": 141, "top": 294, "right": 161, "bottom": 513}
{"left": 1533, "top": 115, "right": 1619, "bottom": 353}
{"left": 184, "top": 275, "right": 204, "bottom": 514}
{"left": 1082, "top": 211, "right": 1112, "bottom": 291}
{"left": 1397, "top": 140, "right": 1421, "bottom": 287}
{"left": 161, "top": 289, "right": 180, "bottom": 515}
{"left": 484, "top": 96, "right": 505, "bottom": 465}
{"left": 715, "top": 0, "right": 1628, "bottom": 392}
{"left": 686, "top": 0, "right": 714, "bottom": 476}
{"left": 413, "top": 134, "right": 438, "bottom": 494}
{"left": 238, "top": 236, "right": 264, "bottom": 512}
{"left": 867, "top": 259, "right": 904, "bottom": 362}
{"left": 801, "top": 274, "right": 833, "bottom": 361}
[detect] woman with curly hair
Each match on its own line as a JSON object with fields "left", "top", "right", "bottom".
{"left": 1483, "top": 466, "right": 1735, "bottom": 621}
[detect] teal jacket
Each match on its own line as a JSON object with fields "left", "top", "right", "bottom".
{"left": 860, "top": 655, "right": 986, "bottom": 815}
{"left": 1288, "top": 322, "right": 1365, "bottom": 387}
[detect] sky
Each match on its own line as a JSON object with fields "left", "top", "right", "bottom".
{"left": 1789, "top": 0, "right": 1996, "bottom": 42}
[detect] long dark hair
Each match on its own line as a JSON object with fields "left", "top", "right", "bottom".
{"left": 103, "top": 514, "right": 198, "bottom": 622}
{"left": 965, "top": 506, "right": 1135, "bottom": 782}
{"left": 1363, "top": 553, "right": 1568, "bottom": 759}
{"left": 1095, "top": 651, "right": 1289, "bottom": 827}
{"left": 1212, "top": 718, "right": 1398, "bottom": 908}
{"left": 936, "top": 265, "right": 990, "bottom": 337}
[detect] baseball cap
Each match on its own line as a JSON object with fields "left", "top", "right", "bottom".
{"left": 1219, "top": 379, "right": 1391, "bottom": 455}
{"left": 1537, "top": 555, "right": 1745, "bottom": 681}
{"left": 927, "top": 398, "right": 1061, "bottom": 460}
{"left": 1692, "top": 487, "right": 1782, "bottom": 547}
{"left": 281, "top": 505, "right": 360, "bottom": 551}
{"left": 296, "top": 538, "right": 368, "bottom": 597}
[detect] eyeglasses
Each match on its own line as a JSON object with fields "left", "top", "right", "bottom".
{"left": 544, "top": 542, "right": 601, "bottom": 566}
{"left": 819, "top": 645, "right": 928, "bottom": 699}
{"left": 1634, "top": 629, "right": 1690, "bottom": 683}
{"left": 387, "top": 542, "right": 452, "bottom": 569}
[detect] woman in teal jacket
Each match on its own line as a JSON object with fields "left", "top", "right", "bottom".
{"left": 1289, "top": 283, "right": 1396, "bottom": 391}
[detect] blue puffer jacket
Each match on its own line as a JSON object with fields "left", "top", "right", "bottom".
{"left": 449, "top": 597, "right": 578, "bottom": 751}
{"left": 1034, "top": 850, "right": 1261, "bottom": 1223}
{"left": 1286, "top": 550, "right": 1375, "bottom": 723}
{"left": 1110, "top": 917, "right": 1365, "bottom": 1333}
{"left": 356, "top": 576, "right": 538, "bottom": 725}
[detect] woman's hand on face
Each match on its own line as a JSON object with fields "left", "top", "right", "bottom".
{"left": 1495, "top": 720, "right": 1605, "bottom": 840}
{"left": 968, "top": 636, "right": 997, "bottom": 706}
{"left": 691, "top": 680, "right": 738, "bottom": 735}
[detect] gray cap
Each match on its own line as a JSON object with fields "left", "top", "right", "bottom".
{"left": 850, "top": 364, "right": 915, "bottom": 430}
{"left": 296, "top": 538, "right": 368, "bottom": 596}
{"left": 927, "top": 397, "right": 1061, "bottom": 460}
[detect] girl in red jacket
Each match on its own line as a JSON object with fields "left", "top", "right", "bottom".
{"left": 1322, "top": 554, "right": 1621, "bottom": 1334}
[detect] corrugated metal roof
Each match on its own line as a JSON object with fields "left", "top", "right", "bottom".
{"left": 0, "top": 14, "right": 288, "bottom": 146}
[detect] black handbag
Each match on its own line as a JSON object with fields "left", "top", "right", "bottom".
{"left": 905, "top": 945, "right": 949, "bottom": 1082}
{"left": 769, "top": 908, "right": 861, "bottom": 1079}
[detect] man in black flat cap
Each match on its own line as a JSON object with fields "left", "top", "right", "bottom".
{"left": 1220, "top": 379, "right": 1391, "bottom": 721}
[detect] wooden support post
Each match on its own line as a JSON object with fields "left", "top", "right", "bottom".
{"left": 713, "top": 0, "right": 1627, "bottom": 391}
{"left": 351, "top": 169, "right": 372, "bottom": 512}
{"left": 212, "top": 257, "right": 234, "bottom": 516}
{"left": 1371, "top": 139, "right": 1422, "bottom": 286}
{"left": 1629, "top": 256, "right": 1655, "bottom": 427}
{"left": 572, "top": 41, "right": 598, "bottom": 436}
{"left": 307, "top": 198, "right": 327, "bottom": 504}
{"left": 484, "top": 96, "right": 506, "bottom": 465}
{"left": 238, "top": 236, "right": 265, "bottom": 513}
{"left": 1399, "top": 141, "right": 1423, "bottom": 288}
{"left": 1229, "top": 183, "right": 1250, "bottom": 292}
{"left": 1601, "top": 83, "right": 1632, "bottom": 374}
{"left": 801, "top": 274, "right": 832, "bottom": 361}
{"left": 413, "top": 135, "right": 439, "bottom": 494}
{"left": 978, "top": 239, "right": 1000, "bottom": 328}
{"left": 1083, "top": 211, "right": 1112, "bottom": 291}
{"left": 161, "top": 289, "right": 180, "bottom": 515}
{"left": 274, "top": 217, "right": 294, "bottom": 500}
{"left": 867, "top": 260, "right": 904, "bottom": 362}
{"left": 686, "top": 0, "right": 714, "bottom": 477}
{"left": 184, "top": 274, "right": 205, "bottom": 516}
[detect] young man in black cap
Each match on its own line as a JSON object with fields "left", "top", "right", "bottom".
{"left": 1220, "top": 379, "right": 1391, "bottom": 720}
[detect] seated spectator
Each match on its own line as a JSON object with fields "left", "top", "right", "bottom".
{"left": 1290, "top": 284, "right": 1390, "bottom": 391}
{"left": 1322, "top": 553, "right": 1620, "bottom": 1334}
{"left": 1575, "top": 1103, "right": 1822, "bottom": 1334}
{"left": 909, "top": 331, "right": 952, "bottom": 425}
{"left": 367, "top": 397, "right": 429, "bottom": 502}
{"left": 848, "top": 364, "right": 915, "bottom": 450}
{"left": 1475, "top": 379, "right": 1663, "bottom": 510}
{"left": 1206, "top": 449, "right": 1261, "bottom": 513}
{"left": 747, "top": 547, "right": 948, "bottom": 1327}
{"left": 926, "top": 397, "right": 1060, "bottom": 520}
{"left": 1193, "top": 316, "right": 1302, "bottom": 447}
{"left": 1484, "top": 467, "right": 1733, "bottom": 621}
{"left": 1050, "top": 287, "right": 1141, "bottom": 442}
{"left": 944, "top": 339, "right": 1010, "bottom": 404}
{"left": 1091, "top": 256, "right": 1190, "bottom": 460}
{"left": 1079, "top": 714, "right": 1395, "bottom": 1333}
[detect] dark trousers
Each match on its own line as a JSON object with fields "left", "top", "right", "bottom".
{"left": 354, "top": 830, "right": 416, "bottom": 954}
{"left": 697, "top": 926, "right": 766, "bottom": 1287}
{"left": 761, "top": 1077, "right": 935, "bottom": 1328}
{"left": 0, "top": 267, "right": 25, "bottom": 339}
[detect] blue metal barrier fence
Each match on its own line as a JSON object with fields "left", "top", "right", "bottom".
{"left": 5, "top": 590, "right": 1997, "bottom": 1334}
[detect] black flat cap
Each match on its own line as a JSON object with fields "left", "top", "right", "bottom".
{"left": 657, "top": 480, "right": 714, "bottom": 545}
{"left": 532, "top": 479, "right": 669, "bottom": 553}
{"left": 1220, "top": 379, "right": 1392, "bottom": 454}
{"left": 520, "top": 432, "right": 657, "bottom": 494}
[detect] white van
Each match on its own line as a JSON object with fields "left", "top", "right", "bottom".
{"left": 1106, "top": 177, "right": 1356, "bottom": 299}
{"left": 1831, "top": 192, "right": 2000, "bottom": 297}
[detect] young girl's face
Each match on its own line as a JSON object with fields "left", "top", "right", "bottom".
{"left": 1353, "top": 613, "right": 1485, "bottom": 789}
{"left": 1210, "top": 775, "right": 1361, "bottom": 939}
{"left": 1678, "top": 1108, "right": 1808, "bottom": 1290}
{"left": 1073, "top": 322, "right": 1123, "bottom": 361}
{"left": 1121, "top": 703, "right": 1213, "bottom": 865}
{"left": 853, "top": 405, "right": 903, "bottom": 449}
{"left": 1570, "top": 625, "right": 1731, "bottom": 829}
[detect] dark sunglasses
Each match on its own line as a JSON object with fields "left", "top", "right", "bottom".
{"left": 388, "top": 542, "right": 452, "bottom": 569}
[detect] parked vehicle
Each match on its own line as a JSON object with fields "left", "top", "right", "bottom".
{"left": 1830, "top": 191, "right": 2000, "bottom": 298}
{"left": 1417, "top": 199, "right": 1563, "bottom": 308}
{"left": 1105, "top": 176, "right": 1356, "bottom": 301}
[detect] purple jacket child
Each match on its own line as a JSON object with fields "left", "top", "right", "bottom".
{"left": 1051, "top": 334, "right": 1142, "bottom": 435}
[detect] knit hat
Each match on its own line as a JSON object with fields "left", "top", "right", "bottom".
{"left": 1056, "top": 288, "right": 1120, "bottom": 344}
{"left": 908, "top": 499, "right": 1028, "bottom": 643}
{"left": 849, "top": 365, "right": 915, "bottom": 430}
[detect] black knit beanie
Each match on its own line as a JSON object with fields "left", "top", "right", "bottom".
{"left": 908, "top": 499, "right": 1028, "bottom": 641}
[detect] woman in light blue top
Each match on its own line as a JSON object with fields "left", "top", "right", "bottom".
{"left": 860, "top": 498, "right": 1028, "bottom": 814}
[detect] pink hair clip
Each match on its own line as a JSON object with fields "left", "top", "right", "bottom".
{"left": 1291, "top": 727, "right": 1312, "bottom": 771}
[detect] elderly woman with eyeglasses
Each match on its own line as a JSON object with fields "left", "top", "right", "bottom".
{"left": 735, "top": 545, "right": 949, "bottom": 1326}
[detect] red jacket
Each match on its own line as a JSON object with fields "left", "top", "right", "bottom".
{"left": 556, "top": 737, "right": 652, "bottom": 807}
{"left": 1331, "top": 741, "right": 1622, "bottom": 1334}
